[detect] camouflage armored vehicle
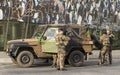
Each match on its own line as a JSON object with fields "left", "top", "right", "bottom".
{"left": 6, "top": 24, "right": 94, "bottom": 67}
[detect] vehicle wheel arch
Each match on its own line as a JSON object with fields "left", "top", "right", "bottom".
{"left": 67, "top": 47, "right": 85, "bottom": 57}
{"left": 16, "top": 47, "right": 38, "bottom": 59}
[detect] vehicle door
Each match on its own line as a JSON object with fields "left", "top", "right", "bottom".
{"left": 41, "top": 27, "right": 58, "bottom": 53}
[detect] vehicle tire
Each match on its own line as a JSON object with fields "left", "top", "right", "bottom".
{"left": 11, "top": 57, "right": 17, "bottom": 64}
{"left": 17, "top": 51, "right": 34, "bottom": 68}
{"left": 68, "top": 50, "right": 84, "bottom": 67}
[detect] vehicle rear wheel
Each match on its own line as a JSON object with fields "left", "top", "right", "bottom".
{"left": 68, "top": 50, "right": 84, "bottom": 67}
{"left": 17, "top": 51, "right": 34, "bottom": 68}
{"left": 11, "top": 57, "right": 17, "bottom": 64}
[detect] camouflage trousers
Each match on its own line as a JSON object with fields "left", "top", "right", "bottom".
{"left": 98, "top": 46, "right": 112, "bottom": 64}
{"left": 52, "top": 54, "right": 57, "bottom": 67}
{"left": 57, "top": 49, "right": 66, "bottom": 70}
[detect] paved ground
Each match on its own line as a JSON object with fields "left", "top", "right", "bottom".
{"left": 0, "top": 50, "right": 120, "bottom": 75}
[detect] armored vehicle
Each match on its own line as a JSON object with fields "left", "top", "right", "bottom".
{"left": 6, "top": 24, "right": 94, "bottom": 67}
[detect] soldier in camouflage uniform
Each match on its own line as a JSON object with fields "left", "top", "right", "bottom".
{"left": 98, "top": 31, "right": 110, "bottom": 65}
{"left": 55, "top": 28, "right": 70, "bottom": 70}
{"left": 98, "top": 30, "right": 114, "bottom": 65}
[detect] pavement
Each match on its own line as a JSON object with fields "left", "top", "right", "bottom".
{"left": 0, "top": 52, "right": 12, "bottom": 64}
{"left": 0, "top": 50, "right": 120, "bottom": 75}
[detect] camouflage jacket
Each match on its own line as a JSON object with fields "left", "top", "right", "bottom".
{"left": 100, "top": 34, "right": 110, "bottom": 46}
{"left": 55, "top": 34, "right": 70, "bottom": 49}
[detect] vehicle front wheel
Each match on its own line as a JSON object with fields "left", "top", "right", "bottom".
{"left": 17, "top": 51, "right": 34, "bottom": 68}
{"left": 68, "top": 50, "right": 84, "bottom": 67}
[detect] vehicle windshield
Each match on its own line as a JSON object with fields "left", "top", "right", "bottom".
{"left": 32, "top": 26, "right": 47, "bottom": 38}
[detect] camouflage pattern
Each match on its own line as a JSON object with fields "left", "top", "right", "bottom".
{"left": 52, "top": 54, "right": 57, "bottom": 67}
{"left": 99, "top": 32, "right": 114, "bottom": 65}
{"left": 57, "top": 49, "right": 65, "bottom": 70}
{"left": 99, "top": 33, "right": 110, "bottom": 64}
{"left": 55, "top": 34, "right": 70, "bottom": 70}
{"left": 55, "top": 34, "right": 70, "bottom": 49}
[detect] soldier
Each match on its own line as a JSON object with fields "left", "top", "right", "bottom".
{"left": 98, "top": 31, "right": 109, "bottom": 65}
{"left": 55, "top": 28, "right": 70, "bottom": 71}
{"left": 98, "top": 29, "right": 114, "bottom": 65}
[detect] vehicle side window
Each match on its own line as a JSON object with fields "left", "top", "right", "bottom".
{"left": 44, "top": 28, "right": 58, "bottom": 40}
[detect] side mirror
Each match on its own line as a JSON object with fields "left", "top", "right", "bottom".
{"left": 43, "top": 36, "right": 47, "bottom": 40}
